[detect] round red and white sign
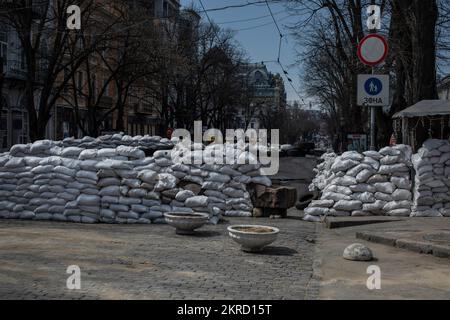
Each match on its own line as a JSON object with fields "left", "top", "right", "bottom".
{"left": 357, "top": 34, "right": 388, "bottom": 66}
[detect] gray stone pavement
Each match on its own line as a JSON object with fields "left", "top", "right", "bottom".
{"left": 0, "top": 214, "right": 317, "bottom": 300}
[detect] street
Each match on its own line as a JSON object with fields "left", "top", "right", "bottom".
{"left": 0, "top": 214, "right": 317, "bottom": 300}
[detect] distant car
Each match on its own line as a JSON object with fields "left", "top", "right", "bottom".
{"left": 258, "top": 144, "right": 282, "bottom": 156}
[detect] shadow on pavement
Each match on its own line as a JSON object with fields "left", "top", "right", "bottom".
{"left": 258, "top": 246, "right": 298, "bottom": 256}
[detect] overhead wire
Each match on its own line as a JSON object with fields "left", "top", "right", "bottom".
{"left": 261, "top": 0, "right": 304, "bottom": 104}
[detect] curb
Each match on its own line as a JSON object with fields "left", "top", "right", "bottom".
{"left": 356, "top": 231, "right": 450, "bottom": 259}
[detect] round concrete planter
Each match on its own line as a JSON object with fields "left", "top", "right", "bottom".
{"left": 227, "top": 225, "right": 279, "bottom": 252}
{"left": 164, "top": 212, "right": 209, "bottom": 235}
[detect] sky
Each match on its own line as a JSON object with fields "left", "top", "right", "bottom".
{"left": 180, "top": 0, "right": 303, "bottom": 104}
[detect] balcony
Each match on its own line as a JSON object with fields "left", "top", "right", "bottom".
{"left": 4, "top": 61, "right": 27, "bottom": 81}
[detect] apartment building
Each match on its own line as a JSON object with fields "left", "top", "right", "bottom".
{"left": 235, "top": 62, "right": 287, "bottom": 130}
{"left": 0, "top": 0, "right": 182, "bottom": 151}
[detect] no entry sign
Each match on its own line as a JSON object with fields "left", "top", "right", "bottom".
{"left": 357, "top": 34, "right": 388, "bottom": 66}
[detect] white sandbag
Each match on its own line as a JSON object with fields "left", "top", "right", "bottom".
{"left": 97, "top": 148, "right": 118, "bottom": 158}
{"left": 383, "top": 201, "right": 411, "bottom": 211}
{"left": 116, "top": 146, "right": 145, "bottom": 159}
{"left": 331, "top": 159, "right": 359, "bottom": 173}
{"left": 304, "top": 207, "right": 329, "bottom": 216}
{"left": 322, "top": 192, "right": 351, "bottom": 201}
{"left": 374, "top": 192, "right": 393, "bottom": 202}
{"left": 387, "top": 209, "right": 411, "bottom": 217}
{"left": 347, "top": 164, "right": 372, "bottom": 177}
{"left": 30, "top": 140, "right": 53, "bottom": 154}
{"left": 99, "top": 186, "right": 121, "bottom": 197}
{"left": 207, "top": 172, "right": 231, "bottom": 183}
{"left": 202, "top": 181, "right": 225, "bottom": 191}
{"left": 356, "top": 169, "right": 374, "bottom": 183}
{"left": 5, "top": 158, "right": 25, "bottom": 168}
{"left": 378, "top": 163, "right": 409, "bottom": 175}
{"left": 391, "top": 177, "right": 411, "bottom": 190}
{"left": 341, "top": 151, "right": 364, "bottom": 162}
{"left": 79, "top": 149, "right": 98, "bottom": 160}
{"left": 137, "top": 170, "right": 158, "bottom": 183}
{"left": 362, "top": 157, "right": 380, "bottom": 170}
{"left": 325, "top": 185, "right": 352, "bottom": 195}
{"left": 374, "top": 182, "right": 395, "bottom": 194}
{"left": 363, "top": 200, "right": 386, "bottom": 212}
{"left": 363, "top": 150, "right": 383, "bottom": 160}
{"left": 310, "top": 200, "right": 334, "bottom": 208}
{"left": 303, "top": 214, "right": 322, "bottom": 222}
{"left": 76, "top": 170, "right": 98, "bottom": 181}
{"left": 392, "top": 189, "right": 412, "bottom": 201}
{"left": 128, "top": 188, "right": 147, "bottom": 198}
{"left": 223, "top": 187, "right": 245, "bottom": 198}
{"left": 185, "top": 196, "right": 209, "bottom": 208}
{"left": 423, "top": 139, "right": 445, "bottom": 151}
{"left": 175, "top": 190, "right": 195, "bottom": 202}
{"left": 77, "top": 195, "right": 100, "bottom": 206}
{"left": 251, "top": 176, "right": 272, "bottom": 187}
{"left": 154, "top": 173, "right": 177, "bottom": 191}
{"left": 61, "top": 147, "right": 84, "bottom": 158}
{"left": 224, "top": 210, "right": 252, "bottom": 217}
{"left": 333, "top": 176, "right": 357, "bottom": 186}
{"left": 367, "top": 174, "right": 388, "bottom": 184}
{"left": 349, "top": 184, "right": 376, "bottom": 193}
{"left": 379, "top": 147, "right": 401, "bottom": 157}
{"left": 352, "top": 192, "right": 375, "bottom": 203}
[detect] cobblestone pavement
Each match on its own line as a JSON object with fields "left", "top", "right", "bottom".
{"left": 0, "top": 215, "right": 317, "bottom": 300}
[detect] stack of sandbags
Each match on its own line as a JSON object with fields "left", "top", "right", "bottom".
{"left": 304, "top": 145, "right": 413, "bottom": 220}
{"left": 411, "top": 139, "right": 450, "bottom": 217}
{"left": 309, "top": 152, "right": 337, "bottom": 192}
{"left": 61, "top": 133, "right": 172, "bottom": 150}
{"left": 7, "top": 135, "right": 172, "bottom": 159}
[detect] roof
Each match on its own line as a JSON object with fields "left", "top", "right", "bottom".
{"left": 392, "top": 100, "right": 450, "bottom": 118}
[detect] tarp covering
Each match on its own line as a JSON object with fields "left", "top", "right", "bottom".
{"left": 393, "top": 100, "right": 450, "bottom": 118}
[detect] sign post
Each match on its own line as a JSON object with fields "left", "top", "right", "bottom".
{"left": 357, "top": 33, "right": 389, "bottom": 150}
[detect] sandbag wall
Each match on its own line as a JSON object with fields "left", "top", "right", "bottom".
{"left": 305, "top": 145, "right": 414, "bottom": 219}
{"left": 411, "top": 139, "right": 450, "bottom": 217}
{"left": 0, "top": 139, "right": 272, "bottom": 224}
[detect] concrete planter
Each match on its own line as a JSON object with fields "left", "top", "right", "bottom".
{"left": 227, "top": 225, "right": 279, "bottom": 252}
{"left": 164, "top": 212, "right": 209, "bottom": 235}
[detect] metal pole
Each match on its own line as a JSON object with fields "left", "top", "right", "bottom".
{"left": 370, "top": 67, "right": 376, "bottom": 151}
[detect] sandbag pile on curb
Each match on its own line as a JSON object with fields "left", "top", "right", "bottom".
{"left": 304, "top": 145, "right": 413, "bottom": 220}
{"left": 0, "top": 138, "right": 272, "bottom": 224}
{"left": 411, "top": 139, "right": 450, "bottom": 217}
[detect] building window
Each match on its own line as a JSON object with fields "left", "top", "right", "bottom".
{"left": 254, "top": 71, "right": 264, "bottom": 85}
{"left": 0, "top": 27, "right": 7, "bottom": 68}
{"left": 77, "top": 71, "right": 83, "bottom": 93}
{"left": 103, "top": 76, "right": 110, "bottom": 96}
{"left": 92, "top": 75, "right": 97, "bottom": 99}
{"left": 19, "top": 49, "right": 26, "bottom": 69}
{"left": 163, "top": 1, "right": 169, "bottom": 17}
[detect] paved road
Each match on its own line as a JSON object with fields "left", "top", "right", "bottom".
{"left": 0, "top": 215, "right": 317, "bottom": 300}
{"left": 272, "top": 157, "right": 318, "bottom": 201}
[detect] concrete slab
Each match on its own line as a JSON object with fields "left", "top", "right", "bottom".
{"left": 325, "top": 216, "right": 405, "bottom": 229}
{"left": 357, "top": 230, "right": 450, "bottom": 259}
{"left": 313, "top": 218, "right": 450, "bottom": 299}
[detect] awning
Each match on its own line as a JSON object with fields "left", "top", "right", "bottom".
{"left": 392, "top": 100, "right": 450, "bottom": 118}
